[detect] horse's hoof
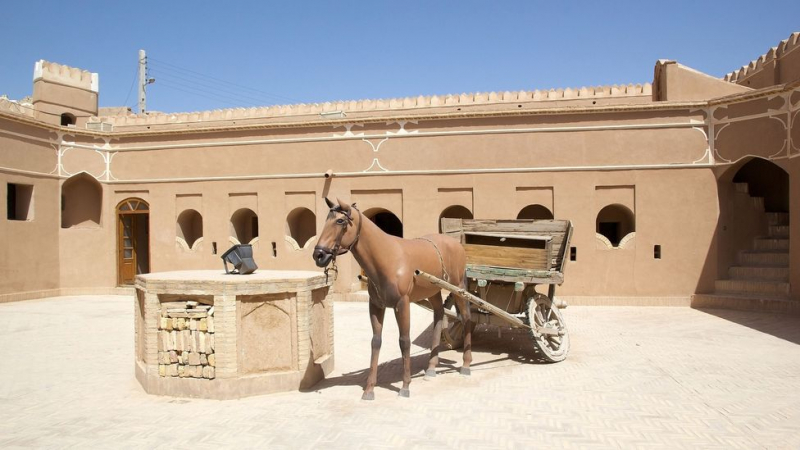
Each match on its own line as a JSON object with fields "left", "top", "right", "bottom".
{"left": 361, "top": 391, "right": 375, "bottom": 401}
{"left": 424, "top": 369, "right": 437, "bottom": 380}
{"left": 398, "top": 388, "right": 410, "bottom": 398}
{"left": 460, "top": 367, "right": 471, "bottom": 376}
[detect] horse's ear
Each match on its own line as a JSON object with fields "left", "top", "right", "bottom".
{"left": 336, "top": 198, "right": 351, "bottom": 213}
{"left": 324, "top": 197, "right": 335, "bottom": 209}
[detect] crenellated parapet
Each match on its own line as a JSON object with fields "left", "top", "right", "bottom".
{"left": 723, "top": 32, "right": 800, "bottom": 84}
{"left": 92, "top": 83, "right": 652, "bottom": 127}
{"left": 0, "top": 96, "right": 35, "bottom": 118}
{"left": 34, "top": 60, "right": 99, "bottom": 93}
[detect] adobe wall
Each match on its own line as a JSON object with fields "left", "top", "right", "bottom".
{"left": 0, "top": 173, "right": 61, "bottom": 298}
{"left": 724, "top": 32, "right": 800, "bottom": 89}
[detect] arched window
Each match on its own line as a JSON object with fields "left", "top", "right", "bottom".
{"left": 517, "top": 204, "right": 554, "bottom": 220}
{"left": 60, "top": 113, "right": 76, "bottom": 126}
{"left": 596, "top": 204, "right": 635, "bottom": 247}
{"left": 231, "top": 208, "right": 258, "bottom": 244}
{"left": 61, "top": 173, "right": 102, "bottom": 228}
{"left": 286, "top": 207, "right": 316, "bottom": 248}
{"left": 439, "top": 205, "right": 473, "bottom": 232}
{"left": 364, "top": 208, "right": 403, "bottom": 237}
{"left": 177, "top": 209, "right": 203, "bottom": 249}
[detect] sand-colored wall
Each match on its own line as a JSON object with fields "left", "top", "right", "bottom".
{"left": 0, "top": 173, "right": 61, "bottom": 295}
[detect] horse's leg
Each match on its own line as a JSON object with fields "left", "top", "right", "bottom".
{"left": 394, "top": 295, "right": 412, "bottom": 397}
{"left": 455, "top": 293, "right": 473, "bottom": 376}
{"left": 362, "top": 301, "right": 385, "bottom": 401}
{"left": 425, "top": 291, "right": 444, "bottom": 379}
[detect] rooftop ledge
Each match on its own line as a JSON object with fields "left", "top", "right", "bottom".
{"left": 88, "top": 83, "right": 653, "bottom": 130}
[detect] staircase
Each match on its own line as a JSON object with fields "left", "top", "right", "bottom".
{"left": 692, "top": 184, "right": 796, "bottom": 314}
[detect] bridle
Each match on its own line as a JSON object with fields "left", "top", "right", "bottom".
{"left": 320, "top": 204, "right": 362, "bottom": 280}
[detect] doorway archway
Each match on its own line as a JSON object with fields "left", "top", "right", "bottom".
{"left": 117, "top": 198, "right": 150, "bottom": 285}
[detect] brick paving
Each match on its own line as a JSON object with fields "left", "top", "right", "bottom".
{"left": 1, "top": 295, "right": 799, "bottom": 449}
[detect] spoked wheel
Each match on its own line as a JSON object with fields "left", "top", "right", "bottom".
{"left": 441, "top": 314, "right": 475, "bottom": 350}
{"left": 526, "top": 293, "right": 569, "bottom": 362}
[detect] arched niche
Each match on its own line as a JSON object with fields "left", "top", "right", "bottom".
{"left": 596, "top": 204, "right": 635, "bottom": 247}
{"left": 517, "top": 204, "right": 554, "bottom": 220}
{"left": 176, "top": 209, "right": 203, "bottom": 249}
{"left": 286, "top": 207, "right": 316, "bottom": 248}
{"left": 231, "top": 208, "right": 259, "bottom": 244}
{"left": 61, "top": 173, "right": 102, "bottom": 228}
{"left": 363, "top": 208, "right": 403, "bottom": 238}
{"left": 439, "top": 205, "right": 473, "bottom": 233}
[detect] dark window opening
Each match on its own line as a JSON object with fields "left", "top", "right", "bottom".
{"left": 570, "top": 246, "right": 577, "bottom": 262}
{"left": 7, "top": 183, "right": 33, "bottom": 221}
{"left": 598, "top": 222, "right": 620, "bottom": 245}
{"left": 596, "top": 204, "right": 635, "bottom": 247}
{"left": 60, "top": 113, "right": 76, "bottom": 126}
{"left": 654, "top": 245, "right": 662, "bottom": 259}
{"left": 366, "top": 210, "right": 403, "bottom": 238}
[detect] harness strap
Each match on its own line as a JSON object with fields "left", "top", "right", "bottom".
{"left": 416, "top": 237, "right": 449, "bottom": 283}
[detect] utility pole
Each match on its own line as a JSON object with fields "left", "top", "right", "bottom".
{"left": 138, "top": 50, "right": 155, "bottom": 114}
{"left": 138, "top": 50, "right": 147, "bottom": 114}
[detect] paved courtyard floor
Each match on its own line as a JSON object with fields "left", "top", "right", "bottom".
{"left": 1, "top": 295, "right": 799, "bottom": 449}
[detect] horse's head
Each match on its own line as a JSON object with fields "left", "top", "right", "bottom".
{"left": 313, "top": 198, "right": 362, "bottom": 268}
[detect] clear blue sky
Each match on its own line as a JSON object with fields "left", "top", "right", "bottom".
{"left": 2, "top": 1, "right": 799, "bottom": 114}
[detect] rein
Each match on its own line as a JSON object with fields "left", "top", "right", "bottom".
{"left": 323, "top": 204, "right": 362, "bottom": 281}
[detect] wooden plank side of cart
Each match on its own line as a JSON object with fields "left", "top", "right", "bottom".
{"left": 441, "top": 218, "right": 573, "bottom": 283}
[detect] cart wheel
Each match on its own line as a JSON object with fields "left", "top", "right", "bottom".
{"left": 441, "top": 314, "right": 475, "bottom": 350}
{"left": 526, "top": 293, "right": 569, "bottom": 362}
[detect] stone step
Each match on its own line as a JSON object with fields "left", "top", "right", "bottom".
{"left": 768, "top": 225, "right": 790, "bottom": 238}
{"left": 739, "top": 252, "right": 789, "bottom": 267}
{"left": 728, "top": 266, "right": 790, "bottom": 281}
{"left": 753, "top": 238, "right": 790, "bottom": 251}
{"left": 734, "top": 182, "right": 749, "bottom": 194}
{"left": 767, "top": 212, "right": 789, "bottom": 226}
{"left": 750, "top": 197, "right": 765, "bottom": 210}
{"left": 714, "top": 279, "right": 791, "bottom": 298}
{"left": 739, "top": 251, "right": 790, "bottom": 267}
{"left": 691, "top": 294, "right": 800, "bottom": 315}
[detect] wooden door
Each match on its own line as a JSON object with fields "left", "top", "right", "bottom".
{"left": 119, "top": 214, "right": 136, "bottom": 284}
{"left": 117, "top": 198, "right": 150, "bottom": 285}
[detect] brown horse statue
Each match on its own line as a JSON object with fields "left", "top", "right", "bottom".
{"left": 313, "top": 198, "right": 472, "bottom": 400}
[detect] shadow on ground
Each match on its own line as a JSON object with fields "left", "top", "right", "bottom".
{"left": 307, "top": 322, "right": 553, "bottom": 395}
{"left": 693, "top": 307, "right": 800, "bottom": 345}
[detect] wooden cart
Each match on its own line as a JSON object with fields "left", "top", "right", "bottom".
{"left": 416, "top": 218, "right": 573, "bottom": 362}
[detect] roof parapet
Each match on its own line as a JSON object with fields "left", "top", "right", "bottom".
{"left": 0, "top": 97, "right": 35, "bottom": 118}
{"left": 92, "top": 83, "right": 652, "bottom": 127}
{"left": 34, "top": 60, "right": 99, "bottom": 93}
{"left": 723, "top": 32, "right": 800, "bottom": 83}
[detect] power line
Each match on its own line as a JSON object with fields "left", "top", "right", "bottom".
{"left": 150, "top": 70, "right": 283, "bottom": 107}
{"left": 155, "top": 80, "right": 254, "bottom": 108}
{"left": 122, "top": 63, "right": 139, "bottom": 108}
{"left": 148, "top": 57, "right": 300, "bottom": 104}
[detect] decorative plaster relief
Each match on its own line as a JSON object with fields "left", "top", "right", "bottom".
{"left": 332, "top": 123, "right": 364, "bottom": 138}
{"left": 361, "top": 138, "right": 390, "bottom": 172}
{"left": 715, "top": 116, "right": 787, "bottom": 163}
